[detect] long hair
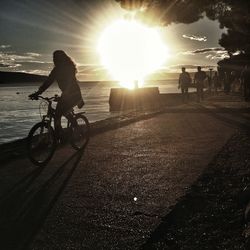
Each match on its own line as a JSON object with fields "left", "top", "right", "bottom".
{"left": 53, "top": 50, "right": 77, "bottom": 73}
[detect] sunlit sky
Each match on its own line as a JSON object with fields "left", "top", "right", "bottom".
{"left": 0, "top": 0, "right": 227, "bottom": 81}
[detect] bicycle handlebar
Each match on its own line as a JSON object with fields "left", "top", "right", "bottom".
{"left": 38, "top": 95, "right": 55, "bottom": 101}
{"left": 29, "top": 94, "right": 59, "bottom": 102}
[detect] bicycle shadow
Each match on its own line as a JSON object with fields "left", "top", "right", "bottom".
{"left": 0, "top": 139, "right": 89, "bottom": 250}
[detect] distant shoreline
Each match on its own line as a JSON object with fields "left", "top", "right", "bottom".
{"left": 1, "top": 70, "right": 215, "bottom": 85}
{"left": 0, "top": 70, "right": 188, "bottom": 85}
{"left": 0, "top": 78, "right": 180, "bottom": 87}
{"left": 0, "top": 71, "right": 46, "bottom": 84}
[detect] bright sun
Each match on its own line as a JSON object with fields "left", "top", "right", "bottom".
{"left": 98, "top": 19, "right": 168, "bottom": 89}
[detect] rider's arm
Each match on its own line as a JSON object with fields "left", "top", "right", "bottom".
{"left": 37, "top": 68, "right": 56, "bottom": 94}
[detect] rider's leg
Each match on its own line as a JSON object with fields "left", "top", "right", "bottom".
{"left": 56, "top": 92, "right": 82, "bottom": 136}
{"left": 64, "top": 112, "right": 77, "bottom": 127}
{"left": 54, "top": 100, "right": 64, "bottom": 140}
{"left": 61, "top": 93, "right": 79, "bottom": 127}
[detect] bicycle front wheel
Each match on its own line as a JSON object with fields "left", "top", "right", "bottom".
{"left": 27, "top": 122, "right": 56, "bottom": 166}
{"left": 70, "top": 114, "right": 90, "bottom": 150}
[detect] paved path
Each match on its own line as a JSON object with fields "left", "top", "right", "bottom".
{"left": 0, "top": 94, "right": 249, "bottom": 249}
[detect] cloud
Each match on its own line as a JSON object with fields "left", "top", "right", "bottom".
{"left": 0, "top": 52, "right": 42, "bottom": 61}
{"left": 205, "top": 53, "right": 229, "bottom": 60}
{"left": 232, "top": 51, "right": 241, "bottom": 56}
{"left": 0, "top": 51, "right": 45, "bottom": 70}
{"left": 0, "top": 52, "right": 21, "bottom": 69}
{"left": 182, "top": 34, "right": 207, "bottom": 42}
{"left": 21, "top": 60, "right": 51, "bottom": 65}
{"left": 0, "top": 63, "right": 9, "bottom": 67}
{"left": 180, "top": 47, "right": 229, "bottom": 61}
{"left": 0, "top": 45, "right": 11, "bottom": 49}
{"left": 18, "top": 69, "right": 48, "bottom": 75}
{"left": 0, "top": 62, "right": 21, "bottom": 68}
{"left": 182, "top": 47, "right": 225, "bottom": 55}
{"left": 26, "top": 52, "right": 41, "bottom": 57}
{"left": 77, "top": 64, "right": 105, "bottom": 74}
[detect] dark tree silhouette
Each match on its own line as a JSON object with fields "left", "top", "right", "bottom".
{"left": 116, "top": 0, "right": 250, "bottom": 70}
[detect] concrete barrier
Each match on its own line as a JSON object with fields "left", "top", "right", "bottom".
{"left": 109, "top": 87, "right": 201, "bottom": 111}
{"left": 109, "top": 87, "right": 161, "bottom": 111}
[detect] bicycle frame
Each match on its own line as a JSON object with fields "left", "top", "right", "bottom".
{"left": 41, "top": 99, "right": 54, "bottom": 125}
{"left": 36, "top": 95, "right": 86, "bottom": 128}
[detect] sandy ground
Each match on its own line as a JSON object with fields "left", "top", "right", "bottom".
{"left": 0, "top": 93, "right": 249, "bottom": 249}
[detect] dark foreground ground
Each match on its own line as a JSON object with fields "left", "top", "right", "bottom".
{"left": 0, "top": 93, "right": 250, "bottom": 249}
{"left": 143, "top": 130, "right": 250, "bottom": 250}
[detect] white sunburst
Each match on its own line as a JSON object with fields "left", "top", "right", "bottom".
{"left": 98, "top": 19, "right": 168, "bottom": 89}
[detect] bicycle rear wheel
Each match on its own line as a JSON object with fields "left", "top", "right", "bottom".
{"left": 70, "top": 114, "right": 90, "bottom": 150}
{"left": 27, "top": 122, "right": 56, "bottom": 166}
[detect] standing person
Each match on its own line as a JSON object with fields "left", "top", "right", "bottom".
{"left": 241, "top": 64, "right": 250, "bottom": 101}
{"left": 223, "top": 72, "right": 227, "bottom": 93}
{"left": 29, "top": 50, "right": 84, "bottom": 141}
{"left": 208, "top": 69, "right": 213, "bottom": 94}
{"left": 224, "top": 71, "right": 231, "bottom": 94}
{"left": 212, "top": 71, "right": 220, "bottom": 94}
{"left": 178, "top": 67, "right": 191, "bottom": 103}
{"left": 207, "top": 75, "right": 212, "bottom": 94}
{"left": 194, "top": 66, "right": 207, "bottom": 102}
{"left": 229, "top": 71, "right": 237, "bottom": 93}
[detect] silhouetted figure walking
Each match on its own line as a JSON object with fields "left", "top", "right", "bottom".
{"left": 178, "top": 67, "right": 191, "bottom": 103}
{"left": 29, "top": 50, "right": 84, "bottom": 140}
{"left": 194, "top": 66, "right": 207, "bottom": 102}
{"left": 208, "top": 75, "right": 212, "bottom": 94}
{"left": 241, "top": 64, "right": 250, "bottom": 101}
{"left": 212, "top": 71, "right": 220, "bottom": 94}
{"left": 228, "top": 71, "right": 237, "bottom": 93}
{"left": 208, "top": 68, "right": 213, "bottom": 94}
{"left": 224, "top": 72, "right": 232, "bottom": 94}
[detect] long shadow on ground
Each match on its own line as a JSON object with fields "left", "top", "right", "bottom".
{"left": 0, "top": 143, "right": 87, "bottom": 250}
{"left": 188, "top": 103, "right": 250, "bottom": 131}
{"left": 142, "top": 131, "right": 250, "bottom": 250}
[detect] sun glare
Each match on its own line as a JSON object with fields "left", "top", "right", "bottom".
{"left": 97, "top": 19, "right": 168, "bottom": 89}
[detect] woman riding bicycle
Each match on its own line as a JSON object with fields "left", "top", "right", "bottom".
{"left": 29, "top": 50, "right": 84, "bottom": 140}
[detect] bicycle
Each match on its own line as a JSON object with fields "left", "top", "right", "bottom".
{"left": 27, "top": 95, "right": 90, "bottom": 166}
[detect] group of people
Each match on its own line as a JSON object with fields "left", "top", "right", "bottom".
{"left": 178, "top": 66, "right": 209, "bottom": 103}
{"left": 220, "top": 66, "right": 250, "bottom": 101}
{"left": 240, "top": 65, "right": 250, "bottom": 101}
{"left": 178, "top": 65, "right": 250, "bottom": 102}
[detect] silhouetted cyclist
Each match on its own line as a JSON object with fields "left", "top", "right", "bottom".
{"left": 194, "top": 66, "right": 207, "bottom": 102}
{"left": 29, "top": 50, "right": 84, "bottom": 141}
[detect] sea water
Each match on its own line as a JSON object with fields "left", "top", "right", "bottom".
{"left": 0, "top": 80, "right": 180, "bottom": 144}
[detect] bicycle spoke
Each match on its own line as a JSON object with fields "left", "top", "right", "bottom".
{"left": 27, "top": 122, "right": 56, "bottom": 166}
